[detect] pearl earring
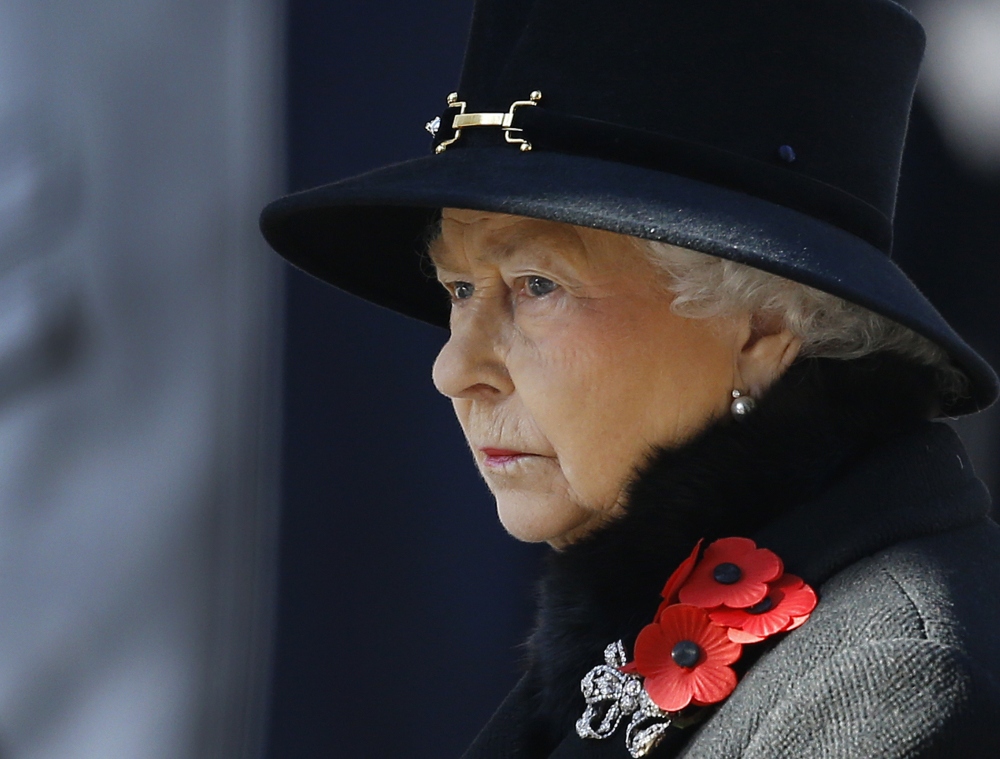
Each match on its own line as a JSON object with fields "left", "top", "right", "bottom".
{"left": 731, "top": 389, "right": 756, "bottom": 420}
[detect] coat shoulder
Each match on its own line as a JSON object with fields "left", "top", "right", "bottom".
{"left": 822, "top": 517, "right": 1000, "bottom": 647}
{"left": 738, "top": 637, "right": 1000, "bottom": 758}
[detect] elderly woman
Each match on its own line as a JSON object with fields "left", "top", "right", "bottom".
{"left": 261, "top": 0, "right": 1000, "bottom": 756}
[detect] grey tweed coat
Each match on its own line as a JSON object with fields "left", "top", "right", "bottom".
{"left": 463, "top": 358, "right": 1000, "bottom": 758}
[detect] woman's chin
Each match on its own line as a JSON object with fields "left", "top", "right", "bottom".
{"left": 494, "top": 493, "right": 602, "bottom": 547}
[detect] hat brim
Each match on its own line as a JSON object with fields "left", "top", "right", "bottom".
{"left": 260, "top": 147, "right": 998, "bottom": 415}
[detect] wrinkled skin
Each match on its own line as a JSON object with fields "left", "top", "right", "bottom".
{"left": 430, "top": 209, "right": 801, "bottom": 547}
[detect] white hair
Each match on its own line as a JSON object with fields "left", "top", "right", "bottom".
{"left": 640, "top": 239, "right": 969, "bottom": 403}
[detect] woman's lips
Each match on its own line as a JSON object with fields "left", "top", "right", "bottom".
{"left": 480, "top": 447, "right": 534, "bottom": 468}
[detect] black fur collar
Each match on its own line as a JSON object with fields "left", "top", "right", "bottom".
{"left": 522, "top": 355, "right": 938, "bottom": 751}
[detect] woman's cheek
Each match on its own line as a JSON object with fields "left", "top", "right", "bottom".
{"left": 510, "top": 303, "right": 646, "bottom": 508}
{"left": 529, "top": 383, "right": 631, "bottom": 512}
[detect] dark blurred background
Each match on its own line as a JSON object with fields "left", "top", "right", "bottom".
{"left": 269, "top": 1, "right": 1000, "bottom": 758}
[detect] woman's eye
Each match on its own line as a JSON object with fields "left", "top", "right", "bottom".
{"left": 525, "top": 276, "right": 558, "bottom": 298}
{"left": 452, "top": 281, "right": 474, "bottom": 300}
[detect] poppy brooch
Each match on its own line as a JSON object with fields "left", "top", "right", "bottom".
{"left": 575, "top": 537, "right": 817, "bottom": 757}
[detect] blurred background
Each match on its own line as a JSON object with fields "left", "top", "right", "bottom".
{"left": 0, "top": 1, "right": 995, "bottom": 757}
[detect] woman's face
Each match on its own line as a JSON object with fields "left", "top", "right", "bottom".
{"left": 430, "top": 210, "right": 776, "bottom": 547}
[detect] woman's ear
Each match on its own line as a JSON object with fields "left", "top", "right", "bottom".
{"left": 734, "top": 314, "right": 803, "bottom": 397}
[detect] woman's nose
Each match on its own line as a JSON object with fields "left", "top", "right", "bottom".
{"left": 432, "top": 305, "right": 514, "bottom": 400}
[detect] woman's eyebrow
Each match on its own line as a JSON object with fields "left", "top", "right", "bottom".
{"left": 427, "top": 226, "right": 584, "bottom": 271}
{"left": 491, "top": 224, "right": 578, "bottom": 258}
{"left": 426, "top": 233, "right": 520, "bottom": 271}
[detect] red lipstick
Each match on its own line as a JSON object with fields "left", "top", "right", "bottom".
{"left": 480, "top": 447, "right": 529, "bottom": 466}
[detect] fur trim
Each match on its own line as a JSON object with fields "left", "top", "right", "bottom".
{"left": 521, "top": 355, "right": 938, "bottom": 752}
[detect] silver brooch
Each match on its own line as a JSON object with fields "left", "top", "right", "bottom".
{"left": 575, "top": 641, "right": 675, "bottom": 758}
{"left": 425, "top": 116, "right": 441, "bottom": 137}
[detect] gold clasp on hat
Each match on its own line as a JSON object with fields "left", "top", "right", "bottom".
{"left": 435, "top": 90, "right": 542, "bottom": 153}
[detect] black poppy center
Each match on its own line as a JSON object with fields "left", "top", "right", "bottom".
{"left": 713, "top": 562, "right": 743, "bottom": 585}
{"left": 747, "top": 596, "right": 774, "bottom": 615}
{"left": 671, "top": 640, "right": 702, "bottom": 669}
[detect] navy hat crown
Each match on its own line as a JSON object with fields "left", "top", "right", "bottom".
{"left": 436, "top": 0, "right": 925, "bottom": 252}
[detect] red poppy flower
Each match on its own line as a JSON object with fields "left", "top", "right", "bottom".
{"left": 653, "top": 539, "right": 704, "bottom": 622}
{"left": 678, "top": 537, "right": 782, "bottom": 609}
{"left": 633, "top": 604, "right": 742, "bottom": 712}
{"left": 662, "top": 539, "right": 703, "bottom": 605}
{"left": 709, "top": 574, "right": 818, "bottom": 643}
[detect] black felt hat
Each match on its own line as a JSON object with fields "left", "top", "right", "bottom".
{"left": 261, "top": 0, "right": 998, "bottom": 414}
